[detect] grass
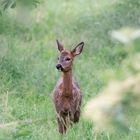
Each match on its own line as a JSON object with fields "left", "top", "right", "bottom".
{"left": 0, "top": 0, "right": 140, "bottom": 139}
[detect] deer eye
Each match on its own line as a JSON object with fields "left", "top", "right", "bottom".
{"left": 65, "top": 57, "right": 71, "bottom": 61}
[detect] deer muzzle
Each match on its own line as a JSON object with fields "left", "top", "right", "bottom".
{"left": 56, "top": 64, "right": 63, "bottom": 71}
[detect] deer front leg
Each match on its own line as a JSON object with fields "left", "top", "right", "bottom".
{"left": 57, "top": 117, "right": 67, "bottom": 134}
{"left": 74, "top": 110, "right": 80, "bottom": 123}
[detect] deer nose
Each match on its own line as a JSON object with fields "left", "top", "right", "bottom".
{"left": 56, "top": 64, "right": 62, "bottom": 70}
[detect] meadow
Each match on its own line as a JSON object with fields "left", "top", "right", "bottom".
{"left": 0, "top": 0, "right": 140, "bottom": 139}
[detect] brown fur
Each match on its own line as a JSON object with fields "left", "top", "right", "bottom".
{"left": 52, "top": 40, "right": 84, "bottom": 134}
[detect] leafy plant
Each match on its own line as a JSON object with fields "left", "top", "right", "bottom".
{"left": 0, "top": 0, "right": 40, "bottom": 11}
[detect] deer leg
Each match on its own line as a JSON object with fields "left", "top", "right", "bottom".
{"left": 74, "top": 110, "right": 80, "bottom": 123}
{"left": 57, "top": 117, "right": 66, "bottom": 134}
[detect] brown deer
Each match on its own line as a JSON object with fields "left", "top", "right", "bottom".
{"left": 52, "top": 40, "right": 84, "bottom": 134}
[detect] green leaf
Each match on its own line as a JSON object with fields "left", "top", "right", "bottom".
{"left": 10, "top": 1, "right": 16, "bottom": 8}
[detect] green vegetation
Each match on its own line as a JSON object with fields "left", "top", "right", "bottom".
{"left": 0, "top": 0, "right": 140, "bottom": 139}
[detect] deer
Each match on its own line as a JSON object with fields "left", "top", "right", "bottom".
{"left": 52, "top": 40, "right": 84, "bottom": 134}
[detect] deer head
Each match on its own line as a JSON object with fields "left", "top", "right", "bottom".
{"left": 56, "top": 40, "right": 84, "bottom": 72}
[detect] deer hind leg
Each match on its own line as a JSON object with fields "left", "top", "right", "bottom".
{"left": 74, "top": 110, "right": 80, "bottom": 123}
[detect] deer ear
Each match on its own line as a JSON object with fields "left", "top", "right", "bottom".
{"left": 71, "top": 42, "right": 84, "bottom": 56}
{"left": 56, "top": 40, "right": 64, "bottom": 52}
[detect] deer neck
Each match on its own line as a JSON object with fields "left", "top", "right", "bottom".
{"left": 62, "top": 70, "right": 72, "bottom": 96}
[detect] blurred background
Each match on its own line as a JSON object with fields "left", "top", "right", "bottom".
{"left": 0, "top": 0, "right": 140, "bottom": 139}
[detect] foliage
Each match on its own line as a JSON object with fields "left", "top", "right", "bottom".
{"left": 0, "top": 0, "right": 41, "bottom": 13}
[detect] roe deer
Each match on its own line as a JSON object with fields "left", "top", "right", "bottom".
{"left": 52, "top": 40, "right": 84, "bottom": 134}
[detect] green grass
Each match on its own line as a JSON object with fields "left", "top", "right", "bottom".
{"left": 0, "top": 0, "right": 140, "bottom": 139}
